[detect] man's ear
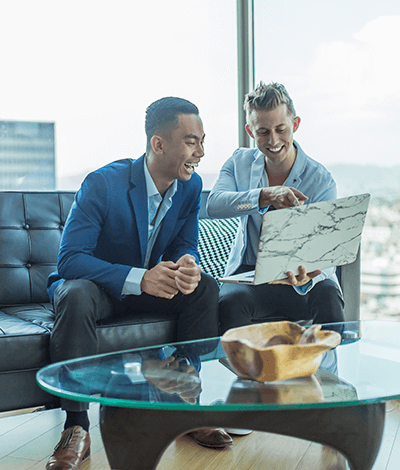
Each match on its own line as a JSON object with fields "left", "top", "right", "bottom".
{"left": 245, "top": 124, "right": 254, "bottom": 139}
{"left": 293, "top": 116, "right": 301, "bottom": 133}
{"left": 151, "top": 135, "right": 164, "bottom": 154}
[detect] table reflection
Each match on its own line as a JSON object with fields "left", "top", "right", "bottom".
{"left": 225, "top": 349, "right": 357, "bottom": 405}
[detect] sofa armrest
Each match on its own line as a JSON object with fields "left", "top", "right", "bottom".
{"left": 336, "top": 249, "right": 361, "bottom": 321}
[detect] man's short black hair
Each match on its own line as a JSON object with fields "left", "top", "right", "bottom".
{"left": 145, "top": 97, "right": 199, "bottom": 152}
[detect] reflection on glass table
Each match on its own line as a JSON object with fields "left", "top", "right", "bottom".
{"left": 37, "top": 321, "right": 400, "bottom": 470}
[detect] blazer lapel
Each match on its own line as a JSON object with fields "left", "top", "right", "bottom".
{"left": 128, "top": 155, "right": 148, "bottom": 266}
{"left": 250, "top": 150, "right": 266, "bottom": 188}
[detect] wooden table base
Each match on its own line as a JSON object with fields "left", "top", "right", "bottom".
{"left": 100, "top": 402, "right": 385, "bottom": 470}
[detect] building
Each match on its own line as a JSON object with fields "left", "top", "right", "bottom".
{"left": 0, "top": 120, "right": 55, "bottom": 190}
{"left": 360, "top": 204, "right": 400, "bottom": 320}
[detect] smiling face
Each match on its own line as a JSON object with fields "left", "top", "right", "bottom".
{"left": 246, "top": 104, "right": 300, "bottom": 170}
{"left": 163, "top": 113, "right": 205, "bottom": 181}
{"left": 148, "top": 113, "right": 205, "bottom": 194}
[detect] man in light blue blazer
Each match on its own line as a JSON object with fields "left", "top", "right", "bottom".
{"left": 207, "top": 82, "right": 345, "bottom": 334}
{"left": 46, "top": 97, "right": 224, "bottom": 470}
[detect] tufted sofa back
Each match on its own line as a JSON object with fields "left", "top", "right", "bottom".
{"left": 0, "top": 190, "right": 238, "bottom": 307}
{"left": 0, "top": 190, "right": 359, "bottom": 320}
{"left": 0, "top": 191, "right": 75, "bottom": 305}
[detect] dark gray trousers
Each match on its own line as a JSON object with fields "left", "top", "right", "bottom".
{"left": 219, "top": 266, "right": 344, "bottom": 334}
{"left": 50, "top": 273, "right": 219, "bottom": 411}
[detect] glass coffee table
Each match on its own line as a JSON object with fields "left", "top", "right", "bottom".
{"left": 37, "top": 321, "right": 400, "bottom": 470}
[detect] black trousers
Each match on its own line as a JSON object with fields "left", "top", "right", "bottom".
{"left": 50, "top": 273, "right": 219, "bottom": 411}
{"left": 219, "top": 266, "right": 344, "bottom": 334}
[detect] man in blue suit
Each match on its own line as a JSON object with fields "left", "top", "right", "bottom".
{"left": 46, "top": 97, "right": 223, "bottom": 470}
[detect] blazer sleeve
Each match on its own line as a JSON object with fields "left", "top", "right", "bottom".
{"left": 206, "top": 151, "right": 262, "bottom": 219}
{"left": 57, "top": 171, "right": 132, "bottom": 299}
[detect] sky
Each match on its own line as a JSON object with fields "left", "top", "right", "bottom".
{"left": 0, "top": 0, "right": 399, "bottom": 189}
{"left": 255, "top": 1, "right": 400, "bottom": 170}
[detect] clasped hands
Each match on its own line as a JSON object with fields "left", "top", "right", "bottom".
{"left": 259, "top": 186, "right": 321, "bottom": 287}
{"left": 140, "top": 254, "right": 201, "bottom": 299}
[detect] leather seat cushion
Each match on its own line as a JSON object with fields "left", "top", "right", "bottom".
{"left": 0, "top": 304, "right": 179, "bottom": 372}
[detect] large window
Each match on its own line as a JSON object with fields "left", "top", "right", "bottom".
{"left": 0, "top": 0, "right": 237, "bottom": 190}
{"left": 254, "top": 0, "right": 400, "bottom": 320}
{"left": 3, "top": 0, "right": 400, "bottom": 320}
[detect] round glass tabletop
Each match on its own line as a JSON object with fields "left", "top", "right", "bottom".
{"left": 36, "top": 321, "right": 400, "bottom": 410}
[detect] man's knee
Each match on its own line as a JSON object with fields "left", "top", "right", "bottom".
{"left": 53, "top": 279, "right": 105, "bottom": 322}
{"left": 312, "top": 280, "right": 344, "bottom": 304}
{"left": 218, "top": 285, "right": 256, "bottom": 333}
{"left": 54, "top": 279, "right": 100, "bottom": 306}
{"left": 219, "top": 285, "right": 254, "bottom": 316}
{"left": 198, "top": 272, "right": 219, "bottom": 298}
{"left": 309, "top": 280, "right": 345, "bottom": 322}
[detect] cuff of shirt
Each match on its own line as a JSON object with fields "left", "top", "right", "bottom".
{"left": 122, "top": 267, "right": 147, "bottom": 296}
{"left": 258, "top": 204, "right": 278, "bottom": 214}
{"left": 293, "top": 279, "right": 314, "bottom": 295}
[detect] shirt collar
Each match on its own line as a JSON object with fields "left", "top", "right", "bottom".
{"left": 144, "top": 157, "right": 159, "bottom": 199}
{"left": 286, "top": 140, "right": 306, "bottom": 184}
{"left": 144, "top": 156, "right": 178, "bottom": 200}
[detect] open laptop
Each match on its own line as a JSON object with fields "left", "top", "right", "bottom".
{"left": 219, "top": 193, "right": 370, "bottom": 285}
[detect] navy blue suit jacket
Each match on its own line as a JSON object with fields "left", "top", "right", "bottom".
{"left": 47, "top": 155, "right": 202, "bottom": 301}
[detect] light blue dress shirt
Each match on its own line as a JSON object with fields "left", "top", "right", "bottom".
{"left": 122, "top": 158, "right": 178, "bottom": 295}
{"left": 242, "top": 161, "right": 312, "bottom": 294}
{"left": 243, "top": 170, "right": 268, "bottom": 265}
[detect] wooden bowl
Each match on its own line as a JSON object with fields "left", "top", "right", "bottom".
{"left": 221, "top": 321, "right": 341, "bottom": 382}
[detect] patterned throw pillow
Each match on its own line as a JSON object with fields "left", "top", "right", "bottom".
{"left": 198, "top": 218, "right": 239, "bottom": 281}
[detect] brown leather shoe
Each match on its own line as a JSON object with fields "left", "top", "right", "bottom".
{"left": 189, "top": 428, "right": 233, "bottom": 448}
{"left": 46, "top": 425, "right": 91, "bottom": 470}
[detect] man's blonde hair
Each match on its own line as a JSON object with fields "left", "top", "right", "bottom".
{"left": 244, "top": 82, "right": 296, "bottom": 120}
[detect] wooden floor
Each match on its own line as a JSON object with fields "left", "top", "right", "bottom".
{"left": 2, "top": 401, "right": 400, "bottom": 469}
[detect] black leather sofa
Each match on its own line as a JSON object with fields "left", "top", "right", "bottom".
{"left": 0, "top": 190, "right": 360, "bottom": 412}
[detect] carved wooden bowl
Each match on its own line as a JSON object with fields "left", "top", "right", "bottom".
{"left": 221, "top": 321, "right": 341, "bottom": 382}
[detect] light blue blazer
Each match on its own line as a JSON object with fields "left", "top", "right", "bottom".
{"left": 206, "top": 141, "right": 340, "bottom": 293}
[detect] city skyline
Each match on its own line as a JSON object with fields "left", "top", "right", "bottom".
{"left": 0, "top": 1, "right": 399, "bottom": 183}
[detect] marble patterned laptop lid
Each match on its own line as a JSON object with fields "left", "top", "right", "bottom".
{"left": 219, "top": 193, "right": 370, "bottom": 285}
